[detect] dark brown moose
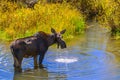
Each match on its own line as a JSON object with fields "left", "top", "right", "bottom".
{"left": 10, "top": 28, "right": 66, "bottom": 72}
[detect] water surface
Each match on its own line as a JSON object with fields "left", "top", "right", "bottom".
{"left": 0, "top": 23, "right": 120, "bottom": 80}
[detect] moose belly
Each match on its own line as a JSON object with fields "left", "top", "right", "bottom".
{"left": 23, "top": 50, "right": 38, "bottom": 58}
{"left": 24, "top": 54, "right": 33, "bottom": 58}
{"left": 23, "top": 45, "right": 38, "bottom": 58}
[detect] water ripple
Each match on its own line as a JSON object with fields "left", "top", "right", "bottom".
{"left": 0, "top": 43, "right": 120, "bottom": 80}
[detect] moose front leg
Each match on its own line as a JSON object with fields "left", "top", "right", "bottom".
{"left": 39, "top": 53, "right": 45, "bottom": 68}
{"left": 34, "top": 55, "right": 38, "bottom": 69}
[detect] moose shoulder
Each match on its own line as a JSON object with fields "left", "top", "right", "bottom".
{"left": 10, "top": 28, "right": 66, "bottom": 72}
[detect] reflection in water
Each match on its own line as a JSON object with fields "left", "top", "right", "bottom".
{"left": 14, "top": 69, "right": 48, "bottom": 80}
{"left": 13, "top": 67, "right": 68, "bottom": 80}
{"left": 82, "top": 22, "right": 111, "bottom": 50}
{"left": 0, "top": 22, "right": 120, "bottom": 80}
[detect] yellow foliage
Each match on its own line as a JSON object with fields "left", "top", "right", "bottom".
{"left": 0, "top": 2, "right": 85, "bottom": 40}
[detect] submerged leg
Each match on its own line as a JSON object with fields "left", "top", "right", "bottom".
{"left": 13, "top": 57, "right": 20, "bottom": 72}
{"left": 34, "top": 55, "right": 38, "bottom": 69}
{"left": 14, "top": 52, "right": 23, "bottom": 73}
{"left": 39, "top": 53, "right": 45, "bottom": 68}
{"left": 14, "top": 57, "right": 23, "bottom": 73}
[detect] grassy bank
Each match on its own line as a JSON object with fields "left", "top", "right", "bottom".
{"left": 0, "top": 1, "right": 85, "bottom": 41}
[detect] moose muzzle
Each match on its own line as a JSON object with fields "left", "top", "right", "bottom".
{"left": 57, "top": 39, "right": 67, "bottom": 49}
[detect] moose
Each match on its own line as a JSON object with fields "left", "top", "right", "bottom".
{"left": 10, "top": 28, "right": 66, "bottom": 72}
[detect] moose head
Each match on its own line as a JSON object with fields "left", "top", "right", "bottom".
{"left": 51, "top": 28, "right": 67, "bottom": 49}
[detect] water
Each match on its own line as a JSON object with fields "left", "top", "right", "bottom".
{"left": 0, "top": 22, "right": 120, "bottom": 80}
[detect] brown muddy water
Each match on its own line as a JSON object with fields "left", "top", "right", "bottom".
{"left": 0, "top": 23, "right": 120, "bottom": 80}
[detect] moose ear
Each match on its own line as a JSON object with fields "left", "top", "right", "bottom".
{"left": 51, "top": 28, "right": 56, "bottom": 33}
{"left": 60, "top": 29, "right": 66, "bottom": 34}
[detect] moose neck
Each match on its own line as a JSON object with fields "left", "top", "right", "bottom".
{"left": 47, "top": 34, "right": 56, "bottom": 47}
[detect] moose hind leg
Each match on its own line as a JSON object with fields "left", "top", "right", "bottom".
{"left": 13, "top": 57, "right": 19, "bottom": 68}
{"left": 14, "top": 53, "right": 23, "bottom": 72}
{"left": 15, "top": 59, "right": 23, "bottom": 72}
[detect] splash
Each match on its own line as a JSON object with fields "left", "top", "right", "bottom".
{"left": 55, "top": 58, "right": 78, "bottom": 63}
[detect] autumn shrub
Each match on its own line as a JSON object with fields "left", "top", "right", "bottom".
{"left": 0, "top": 1, "right": 85, "bottom": 41}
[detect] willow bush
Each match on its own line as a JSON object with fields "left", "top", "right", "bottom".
{"left": 0, "top": 1, "right": 85, "bottom": 41}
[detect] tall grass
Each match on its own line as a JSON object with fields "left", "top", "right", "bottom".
{"left": 0, "top": 1, "right": 85, "bottom": 41}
